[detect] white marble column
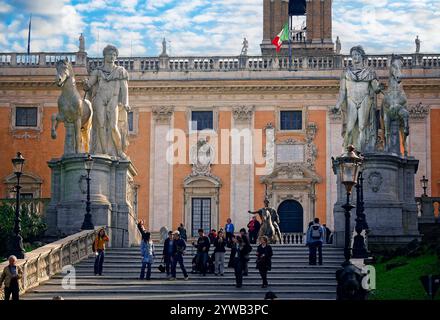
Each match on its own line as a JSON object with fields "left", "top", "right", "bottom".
{"left": 327, "top": 109, "right": 344, "bottom": 230}
{"left": 408, "top": 103, "right": 431, "bottom": 197}
{"left": 149, "top": 106, "right": 174, "bottom": 231}
{"left": 230, "top": 106, "right": 254, "bottom": 230}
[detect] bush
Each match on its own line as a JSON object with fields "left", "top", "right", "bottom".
{"left": 0, "top": 204, "right": 47, "bottom": 259}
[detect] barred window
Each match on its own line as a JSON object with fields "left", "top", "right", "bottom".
{"left": 280, "top": 110, "right": 302, "bottom": 130}
{"left": 128, "top": 111, "right": 134, "bottom": 132}
{"left": 191, "top": 111, "right": 213, "bottom": 131}
{"left": 16, "top": 107, "right": 38, "bottom": 127}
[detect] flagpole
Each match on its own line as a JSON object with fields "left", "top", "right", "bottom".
{"left": 27, "top": 14, "right": 32, "bottom": 63}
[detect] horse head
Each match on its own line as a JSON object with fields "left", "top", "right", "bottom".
{"left": 55, "top": 59, "right": 73, "bottom": 87}
{"left": 390, "top": 55, "right": 403, "bottom": 84}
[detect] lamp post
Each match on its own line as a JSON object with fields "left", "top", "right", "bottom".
{"left": 337, "top": 145, "right": 363, "bottom": 263}
{"left": 352, "top": 170, "right": 370, "bottom": 258}
{"left": 9, "top": 152, "right": 25, "bottom": 259}
{"left": 334, "top": 145, "right": 368, "bottom": 300}
{"left": 81, "top": 154, "right": 94, "bottom": 230}
{"left": 421, "top": 175, "right": 428, "bottom": 197}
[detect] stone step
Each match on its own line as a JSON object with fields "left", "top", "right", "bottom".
{"left": 41, "top": 279, "right": 337, "bottom": 287}
{"left": 22, "top": 292, "right": 336, "bottom": 300}
{"left": 53, "top": 271, "right": 336, "bottom": 279}
{"left": 28, "top": 286, "right": 337, "bottom": 295}
{"left": 50, "top": 275, "right": 336, "bottom": 282}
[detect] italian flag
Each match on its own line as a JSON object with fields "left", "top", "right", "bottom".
{"left": 272, "top": 23, "right": 289, "bottom": 52}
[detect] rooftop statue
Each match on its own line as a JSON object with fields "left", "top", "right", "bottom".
{"left": 84, "top": 44, "right": 130, "bottom": 159}
{"left": 333, "top": 45, "right": 384, "bottom": 153}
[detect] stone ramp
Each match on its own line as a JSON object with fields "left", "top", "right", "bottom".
{"left": 23, "top": 244, "right": 343, "bottom": 300}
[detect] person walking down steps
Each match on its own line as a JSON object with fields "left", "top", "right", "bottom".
{"left": 170, "top": 230, "right": 189, "bottom": 281}
{"left": 93, "top": 228, "right": 109, "bottom": 276}
{"left": 256, "top": 236, "right": 273, "bottom": 288}
{"left": 213, "top": 230, "right": 227, "bottom": 276}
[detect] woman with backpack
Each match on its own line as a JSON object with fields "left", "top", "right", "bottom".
{"left": 256, "top": 236, "right": 273, "bottom": 288}
{"left": 140, "top": 232, "right": 155, "bottom": 280}
{"left": 93, "top": 228, "right": 109, "bottom": 276}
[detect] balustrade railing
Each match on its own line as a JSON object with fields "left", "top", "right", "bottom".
{"left": 416, "top": 197, "right": 440, "bottom": 223}
{"left": 0, "top": 198, "right": 50, "bottom": 217}
{"left": 280, "top": 232, "right": 305, "bottom": 245}
{"left": 0, "top": 227, "right": 107, "bottom": 299}
{"left": 2, "top": 52, "right": 440, "bottom": 71}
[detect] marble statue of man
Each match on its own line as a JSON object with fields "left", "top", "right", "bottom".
{"left": 334, "top": 46, "right": 384, "bottom": 152}
{"left": 84, "top": 44, "right": 130, "bottom": 159}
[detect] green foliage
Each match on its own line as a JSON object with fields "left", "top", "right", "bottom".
{"left": 0, "top": 203, "right": 47, "bottom": 259}
{"left": 370, "top": 252, "right": 440, "bottom": 300}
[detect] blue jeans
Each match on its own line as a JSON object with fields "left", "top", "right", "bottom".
{"left": 196, "top": 252, "right": 208, "bottom": 275}
{"left": 140, "top": 262, "right": 152, "bottom": 280}
{"left": 164, "top": 255, "right": 172, "bottom": 276}
{"left": 171, "top": 254, "right": 188, "bottom": 278}
{"left": 94, "top": 250, "right": 105, "bottom": 275}
{"left": 234, "top": 257, "right": 243, "bottom": 286}
{"left": 309, "top": 242, "right": 323, "bottom": 265}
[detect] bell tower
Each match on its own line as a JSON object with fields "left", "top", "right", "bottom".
{"left": 261, "top": 0, "right": 334, "bottom": 56}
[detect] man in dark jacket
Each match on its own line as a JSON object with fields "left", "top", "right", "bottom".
{"left": 163, "top": 231, "right": 176, "bottom": 278}
{"left": 256, "top": 236, "right": 273, "bottom": 288}
{"left": 170, "top": 231, "right": 189, "bottom": 281}
{"left": 230, "top": 235, "right": 244, "bottom": 288}
{"left": 192, "top": 229, "right": 210, "bottom": 276}
{"left": 239, "top": 228, "right": 252, "bottom": 276}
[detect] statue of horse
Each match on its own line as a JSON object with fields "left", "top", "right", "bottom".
{"left": 381, "top": 55, "right": 410, "bottom": 155}
{"left": 52, "top": 59, "right": 93, "bottom": 154}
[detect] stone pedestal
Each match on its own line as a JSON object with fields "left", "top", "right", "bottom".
{"left": 333, "top": 153, "right": 421, "bottom": 250}
{"left": 45, "top": 154, "right": 140, "bottom": 248}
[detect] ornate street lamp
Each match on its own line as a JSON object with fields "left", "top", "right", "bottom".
{"left": 337, "top": 145, "right": 363, "bottom": 263}
{"left": 9, "top": 152, "right": 25, "bottom": 259}
{"left": 352, "top": 171, "right": 370, "bottom": 258}
{"left": 81, "top": 154, "right": 94, "bottom": 230}
{"left": 333, "top": 145, "right": 368, "bottom": 300}
{"left": 421, "top": 175, "right": 428, "bottom": 197}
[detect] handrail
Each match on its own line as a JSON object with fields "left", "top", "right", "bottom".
{"left": 0, "top": 226, "right": 106, "bottom": 299}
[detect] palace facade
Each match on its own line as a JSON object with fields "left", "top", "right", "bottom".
{"left": 0, "top": 0, "right": 439, "bottom": 237}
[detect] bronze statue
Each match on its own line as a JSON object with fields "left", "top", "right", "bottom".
{"left": 248, "top": 199, "right": 282, "bottom": 244}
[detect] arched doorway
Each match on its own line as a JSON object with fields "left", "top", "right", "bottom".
{"left": 278, "top": 200, "right": 304, "bottom": 233}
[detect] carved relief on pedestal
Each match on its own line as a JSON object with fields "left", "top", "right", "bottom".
{"left": 152, "top": 105, "right": 174, "bottom": 124}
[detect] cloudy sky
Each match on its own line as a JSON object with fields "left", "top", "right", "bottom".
{"left": 0, "top": 0, "right": 439, "bottom": 57}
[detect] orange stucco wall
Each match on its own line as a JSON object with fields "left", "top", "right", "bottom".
{"left": 308, "top": 110, "right": 327, "bottom": 224}
{"left": 431, "top": 109, "right": 440, "bottom": 197}
{"left": 0, "top": 105, "right": 64, "bottom": 198}
{"left": 125, "top": 111, "right": 151, "bottom": 226}
{"left": 215, "top": 111, "right": 231, "bottom": 229}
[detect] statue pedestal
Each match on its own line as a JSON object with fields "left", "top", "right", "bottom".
{"left": 45, "top": 154, "right": 140, "bottom": 248}
{"left": 333, "top": 153, "right": 421, "bottom": 250}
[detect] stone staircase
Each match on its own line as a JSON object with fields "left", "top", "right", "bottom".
{"left": 22, "top": 244, "right": 344, "bottom": 300}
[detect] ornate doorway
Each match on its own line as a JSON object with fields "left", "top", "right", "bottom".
{"left": 278, "top": 200, "right": 304, "bottom": 233}
{"left": 191, "top": 198, "right": 211, "bottom": 237}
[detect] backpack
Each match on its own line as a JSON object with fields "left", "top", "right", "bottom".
{"left": 311, "top": 224, "right": 322, "bottom": 240}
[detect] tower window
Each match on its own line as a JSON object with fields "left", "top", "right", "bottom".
{"left": 289, "top": 0, "right": 307, "bottom": 16}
